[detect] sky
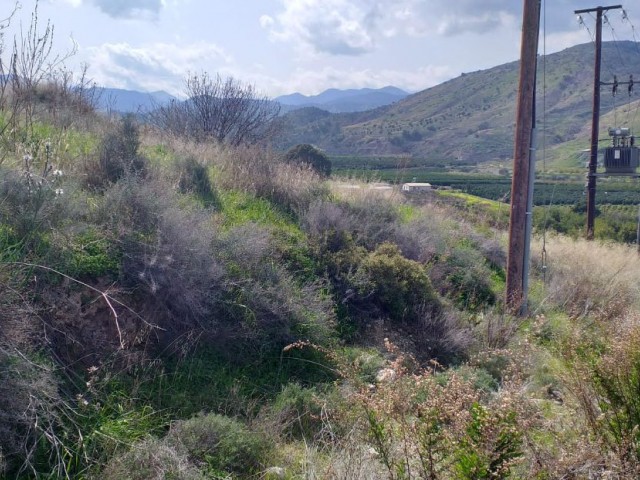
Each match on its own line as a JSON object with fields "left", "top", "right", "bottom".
{"left": 1, "top": 0, "right": 639, "bottom": 98}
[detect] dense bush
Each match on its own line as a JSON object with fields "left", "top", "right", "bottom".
{"left": 350, "top": 242, "right": 439, "bottom": 323}
{"left": 266, "top": 383, "right": 328, "bottom": 441}
{"left": 435, "top": 245, "right": 498, "bottom": 311}
{"left": 283, "top": 143, "right": 332, "bottom": 177}
{"left": 86, "top": 115, "right": 146, "bottom": 187}
{"left": 166, "top": 413, "right": 271, "bottom": 476}
{"left": 0, "top": 345, "right": 63, "bottom": 478}
{"left": 214, "top": 223, "right": 336, "bottom": 350}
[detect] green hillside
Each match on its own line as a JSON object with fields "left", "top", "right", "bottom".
{"left": 278, "top": 41, "right": 640, "bottom": 168}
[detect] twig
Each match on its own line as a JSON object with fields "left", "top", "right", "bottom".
{"left": 5, "top": 261, "right": 165, "bottom": 333}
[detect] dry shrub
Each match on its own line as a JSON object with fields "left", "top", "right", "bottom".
{"left": 354, "top": 343, "right": 534, "bottom": 479}
{"left": 216, "top": 145, "right": 328, "bottom": 214}
{"left": 534, "top": 235, "right": 640, "bottom": 321}
{"left": 215, "top": 224, "right": 336, "bottom": 349}
{"left": 96, "top": 176, "right": 224, "bottom": 332}
{"left": 305, "top": 181, "right": 410, "bottom": 253}
{"left": 394, "top": 210, "right": 450, "bottom": 264}
{"left": 302, "top": 194, "right": 402, "bottom": 261}
{"left": 592, "top": 313, "right": 640, "bottom": 478}
{"left": 413, "top": 308, "right": 473, "bottom": 362}
{"left": 0, "top": 345, "right": 64, "bottom": 478}
{"left": 321, "top": 429, "right": 388, "bottom": 479}
{"left": 342, "top": 194, "right": 400, "bottom": 250}
{"left": 475, "top": 310, "right": 520, "bottom": 350}
{"left": 144, "top": 137, "right": 328, "bottom": 215}
{"left": 101, "top": 438, "right": 204, "bottom": 480}
{"left": 553, "top": 313, "right": 640, "bottom": 478}
{"left": 84, "top": 115, "right": 147, "bottom": 189}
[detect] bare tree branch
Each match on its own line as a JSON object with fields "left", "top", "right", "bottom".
{"left": 150, "top": 72, "right": 281, "bottom": 146}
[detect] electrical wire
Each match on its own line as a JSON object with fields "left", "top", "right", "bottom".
{"left": 621, "top": 8, "right": 640, "bottom": 57}
{"left": 582, "top": 12, "right": 618, "bottom": 79}
{"left": 603, "top": 12, "right": 638, "bottom": 128}
{"left": 541, "top": 0, "right": 549, "bottom": 285}
{"left": 604, "top": 13, "right": 628, "bottom": 69}
{"left": 620, "top": 9, "right": 640, "bottom": 128}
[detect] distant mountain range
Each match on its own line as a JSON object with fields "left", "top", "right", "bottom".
{"left": 275, "top": 41, "right": 640, "bottom": 168}
{"left": 275, "top": 86, "right": 409, "bottom": 113}
{"left": 88, "top": 87, "right": 178, "bottom": 113}
{"left": 87, "top": 85, "right": 410, "bottom": 115}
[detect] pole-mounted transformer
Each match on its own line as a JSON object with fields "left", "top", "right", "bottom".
{"left": 603, "top": 127, "right": 639, "bottom": 175}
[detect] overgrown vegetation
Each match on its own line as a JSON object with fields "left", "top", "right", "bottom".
{"left": 3, "top": 4, "right": 640, "bottom": 479}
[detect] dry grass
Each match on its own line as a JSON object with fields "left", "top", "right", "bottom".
{"left": 144, "top": 135, "right": 328, "bottom": 214}
{"left": 532, "top": 235, "right": 640, "bottom": 320}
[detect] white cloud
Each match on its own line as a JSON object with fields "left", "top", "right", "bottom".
{"left": 259, "top": 15, "right": 274, "bottom": 29}
{"left": 262, "top": 0, "right": 524, "bottom": 56}
{"left": 53, "top": 0, "right": 167, "bottom": 18}
{"left": 85, "top": 41, "right": 232, "bottom": 95}
{"left": 58, "top": 0, "right": 83, "bottom": 7}
{"left": 90, "top": 0, "right": 164, "bottom": 19}
{"left": 263, "top": 0, "right": 387, "bottom": 55}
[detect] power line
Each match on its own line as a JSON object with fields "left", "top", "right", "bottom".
{"left": 621, "top": 8, "right": 640, "bottom": 57}
{"left": 619, "top": 8, "right": 640, "bottom": 127}
{"left": 604, "top": 13, "right": 628, "bottom": 69}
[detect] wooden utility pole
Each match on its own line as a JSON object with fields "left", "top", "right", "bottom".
{"left": 506, "top": 0, "right": 541, "bottom": 315}
{"left": 576, "top": 5, "right": 622, "bottom": 239}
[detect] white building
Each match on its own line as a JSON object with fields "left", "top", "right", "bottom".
{"left": 401, "top": 182, "right": 432, "bottom": 192}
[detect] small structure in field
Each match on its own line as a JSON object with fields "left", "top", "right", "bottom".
{"left": 401, "top": 182, "right": 432, "bottom": 192}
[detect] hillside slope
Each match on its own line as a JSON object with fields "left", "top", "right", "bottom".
{"left": 276, "top": 86, "right": 409, "bottom": 113}
{"left": 277, "top": 41, "right": 640, "bottom": 166}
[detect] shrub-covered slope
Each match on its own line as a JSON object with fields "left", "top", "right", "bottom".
{"left": 3, "top": 48, "right": 640, "bottom": 480}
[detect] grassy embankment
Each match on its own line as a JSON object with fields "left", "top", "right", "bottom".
{"left": 3, "top": 91, "right": 640, "bottom": 479}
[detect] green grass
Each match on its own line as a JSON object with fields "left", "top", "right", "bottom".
{"left": 218, "top": 190, "right": 302, "bottom": 232}
{"left": 141, "top": 143, "right": 177, "bottom": 167}
{"left": 125, "top": 345, "right": 339, "bottom": 419}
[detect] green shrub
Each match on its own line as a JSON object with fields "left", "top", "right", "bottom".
{"left": 62, "top": 228, "right": 120, "bottom": 278}
{"left": 268, "top": 383, "right": 327, "bottom": 440}
{"left": 283, "top": 143, "right": 331, "bottom": 177}
{"left": 87, "top": 115, "right": 146, "bottom": 187}
{"left": 591, "top": 325, "right": 640, "bottom": 463}
{"left": 432, "top": 245, "right": 497, "bottom": 311}
{"left": 351, "top": 242, "right": 439, "bottom": 323}
{"left": 167, "top": 413, "right": 271, "bottom": 476}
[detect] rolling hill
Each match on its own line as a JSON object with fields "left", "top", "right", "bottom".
{"left": 276, "top": 86, "right": 409, "bottom": 113}
{"left": 276, "top": 41, "right": 640, "bottom": 168}
{"left": 89, "top": 87, "right": 177, "bottom": 113}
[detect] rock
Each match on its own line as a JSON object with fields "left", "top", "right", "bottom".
{"left": 375, "top": 368, "right": 397, "bottom": 383}
{"left": 264, "top": 466, "right": 286, "bottom": 479}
